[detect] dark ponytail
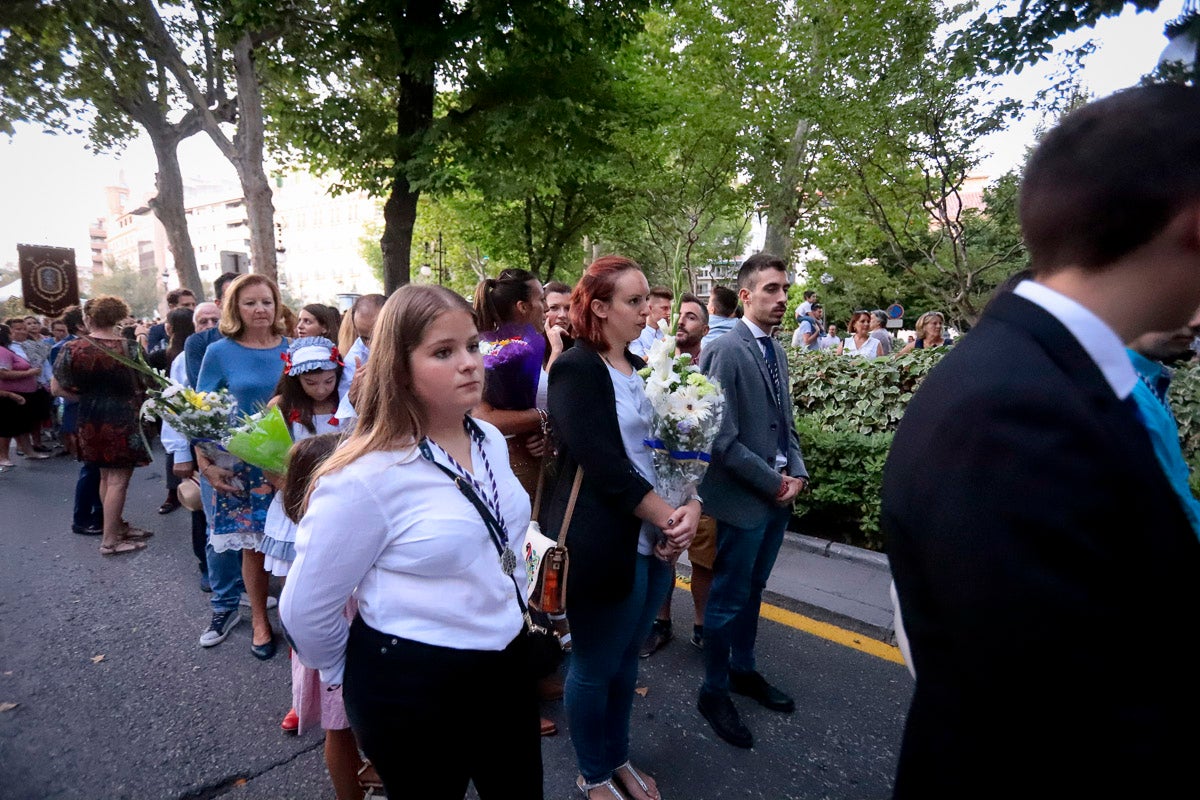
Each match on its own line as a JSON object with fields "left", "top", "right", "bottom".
{"left": 472, "top": 269, "right": 537, "bottom": 332}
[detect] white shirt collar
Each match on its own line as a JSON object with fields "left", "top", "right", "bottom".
{"left": 741, "top": 318, "right": 771, "bottom": 340}
{"left": 1013, "top": 279, "right": 1137, "bottom": 399}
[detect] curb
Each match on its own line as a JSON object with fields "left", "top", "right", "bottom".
{"left": 783, "top": 530, "right": 890, "bottom": 572}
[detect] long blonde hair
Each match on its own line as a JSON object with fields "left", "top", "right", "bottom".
{"left": 304, "top": 285, "right": 474, "bottom": 509}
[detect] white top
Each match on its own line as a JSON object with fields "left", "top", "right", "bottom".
{"left": 279, "top": 418, "right": 528, "bottom": 685}
{"left": 605, "top": 362, "right": 658, "bottom": 554}
{"left": 628, "top": 323, "right": 664, "bottom": 359}
{"left": 334, "top": 337, "right": 369, "bottom": 423}
{"left": 1013, "top": 280, "right": 1136, "bottom": 399}
{"left": 842, "top": 335, "right": 882, "bottom": 359}
{"left": 160, "top": 352, "right": 193, "bottom": 462}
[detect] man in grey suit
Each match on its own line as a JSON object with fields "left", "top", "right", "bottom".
{"left": 697, "top": 252, "right": 808, "bottom": 748}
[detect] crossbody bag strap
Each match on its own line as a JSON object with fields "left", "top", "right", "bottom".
{"left": 531, "top": 454, "right": 547, "bottom": 521}
{"left": 419, "top": 442, "right": 533, "bottom": 620}
{"left": 557, "top": 466, "right": 584, "bottom": 547}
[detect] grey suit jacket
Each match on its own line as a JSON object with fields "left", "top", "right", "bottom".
{"left": 699, "top": 320, "right": 806, "bottom": 528}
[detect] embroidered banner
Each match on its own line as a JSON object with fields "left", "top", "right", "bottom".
{"left": 17, "top": 244, "right": 79, "bottom": 316}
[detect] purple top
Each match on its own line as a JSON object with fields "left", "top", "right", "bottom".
{"left": 481, "top": 322, "right": 545, "bottom": 411}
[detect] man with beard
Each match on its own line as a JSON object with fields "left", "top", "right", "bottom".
{"left": 1127, "top": 312, "right": 1200, "bottom": 537}
{"left": 696, "top": 254, "right": 808, "bottom": 749}
{"left": 641, "top": 293, "right": 715, "bottom": 657}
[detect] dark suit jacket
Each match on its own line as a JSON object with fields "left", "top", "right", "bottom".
{"left": 699, "top": 320, "right": 806, "bottom": 529}
{"left": 544, "top": 343, "right": 654, "bottom": 609}
{"left": 184, "top": 327, "right": 222, "bottom": 387}
{"left": 883, "top": 292, "right": 1200, "bottom": 797}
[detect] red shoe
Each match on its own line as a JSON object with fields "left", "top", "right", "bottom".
{"left": 281, "top": 708, "right": 299, "bottom": 734}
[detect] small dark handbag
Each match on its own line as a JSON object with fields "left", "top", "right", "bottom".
{"left": 424, "top": 443, "right": 565, "bottom": 677}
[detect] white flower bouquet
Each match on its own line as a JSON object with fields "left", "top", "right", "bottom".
{"left": 638, "top": 321, "right": 725, "bottom": 513}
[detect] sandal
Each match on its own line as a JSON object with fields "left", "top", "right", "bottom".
{"left": 121, "top": 525, "right": 154, "bottom": 541}
{"left": 577, "top": 775, "right": 628, "bottom": 799}
{"left": 357, "top": 761, "right": 384, "bottom": 790}
{"left": 614, "top": 762, "right": 660, "bottom": 800}
{"left": 100, "top": 540, "right": 147, "bottom": 556}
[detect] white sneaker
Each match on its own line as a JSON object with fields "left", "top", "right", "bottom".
{"left": 239, "top": 593, "right": 279, "bottom": 610}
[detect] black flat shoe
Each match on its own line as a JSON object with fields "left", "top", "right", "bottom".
{"left": 698, "top": 688, "right": 753, "bottom": 749}
{"left": 730, "top": 669, "right": 795, "bottom": 713}
{"left": 157, "top": 499, "right": 180, "bottom": 514}
{"left": 250, "top": 635, "right": 277, "bottom": 661}
{"left": 72, "top": 524, "right": 103, "bottom": 536}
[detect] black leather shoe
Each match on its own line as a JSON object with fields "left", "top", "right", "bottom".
{"left": 730, "top": 669, "right": 795, "bottom": 712}
{"left": 72, "top": 523, "right": 103, "bottom": 536}
{"left": 698, "top": 689, "right": 753, "bottom": 749}
{"left": 250, "top": 635, "right": 277, "bottom": 661}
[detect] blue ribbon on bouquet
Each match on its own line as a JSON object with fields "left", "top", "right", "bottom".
{"left": 643, "top": 438, "right": 711, "bottom": 462}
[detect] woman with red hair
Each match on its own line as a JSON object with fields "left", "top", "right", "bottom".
{"left": 545, "top": 255, "right": 699, "bottom": 800}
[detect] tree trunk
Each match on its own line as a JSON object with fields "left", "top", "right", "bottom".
{"left": 762, "top": 115, "right": 814, "bottom": 262}
{"left": 229, "top": 33, "right": 276, "bottom": 282}
{"left": 381, "top": 179, "right": 419, "bottom": 294}
{"left": 379, "top": 4, "right": 437, "bottom": 294}
{"left": 145, "top": 130, "right": 205, "bottom": 298}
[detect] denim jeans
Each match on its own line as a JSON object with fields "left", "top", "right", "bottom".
{"left": 200, "top": 478, "right": 243, "bottom": 612}
{"left": 565, "top": 554, "right": 672, "bottom": 783}
{"left": 702, "top": 505, "right": 791, "bottom": 694}
{"left": 73, "top": 462, "right": 103, "bottom": 529}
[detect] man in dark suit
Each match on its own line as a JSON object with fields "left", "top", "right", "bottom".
{"left": 884, "top": 85, "right": 1200, "bottom": 798}
{"left": 697, "top": 253, "right": 808, "bottom": 749}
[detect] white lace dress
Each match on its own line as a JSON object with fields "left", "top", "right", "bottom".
{"left": 260, "top": 414, "right": 340, "bottom": 577}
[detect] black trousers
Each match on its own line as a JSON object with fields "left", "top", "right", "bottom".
{"left": 343, "top": 616, "right": 543, "bottom": 800}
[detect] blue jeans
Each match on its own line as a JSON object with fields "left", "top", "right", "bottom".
{"left": 702, "top": 505, "right": 790, "bottom": 694}
{"left": 73, "top": 462, "right": 103, "bottom": 529}
{"left": 200, "top": 478, "right": 244, "bottom": 613}
{"left": 565, "top": 555, "right": 672, "bottom": 784}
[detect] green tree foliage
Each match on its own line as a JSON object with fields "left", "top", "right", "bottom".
{"left": 91, "top": 261, "right": 160, "bottom": 318}
{"left": 593, "top": 5, "right": 753, "bottom": 295}
{"left": 267, "top": 0, "right": 653, "bottom": 294}
{"left": 797, "top": 5, "right": 1027, "bottom": 330}
{"left": 957, "top": 0, "right": 1158, "bottom": 73}
{"left": 0, "top": 0, "right": 206, "bottom": 295}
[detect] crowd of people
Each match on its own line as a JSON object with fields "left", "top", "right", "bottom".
{"left": 11, "top": 84, "right": 1200, "bottom": 800}
{"left": 789, "top": 292, "right": 953, "bottom": 358}
{"left": 4, "top": 251, "right": 810, "bottom": 799}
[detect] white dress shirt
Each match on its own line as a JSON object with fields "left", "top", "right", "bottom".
{"left": 279, "top": 418, "right": 529, "bottom": 684}
{"left": 1013, "top": 280, "right": 1137, "bottom": 399}
{"left": 160, "top": 352, "right": 193, "bottom": 463}
{"left": 334, "top": 337, "right": 369, "bottom": 423}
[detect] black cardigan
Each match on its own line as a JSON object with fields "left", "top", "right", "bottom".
{"left": 544, "top": 342, "right": 653, "bottom": 609}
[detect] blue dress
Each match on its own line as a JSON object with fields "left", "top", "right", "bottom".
{"left": 197, "top": 337, "right": 289, "bottom": 552}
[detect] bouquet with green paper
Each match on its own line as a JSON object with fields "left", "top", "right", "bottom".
{"left": 224, "top": 405, "right": 294, "bottom": 475}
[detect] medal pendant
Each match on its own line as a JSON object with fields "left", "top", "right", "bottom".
{"left": 500, "top": 547, "right": 517, "bottom": 576}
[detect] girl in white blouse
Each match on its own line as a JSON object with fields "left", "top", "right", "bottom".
{"left": 279, "top": 285, "right": 542, "bottom": 800}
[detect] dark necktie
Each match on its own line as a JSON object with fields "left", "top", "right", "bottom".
{"left": 759, "top": 335, "right": 782, "bottom": 400}
{"left": 760, "top": 335, "right": 789, "bottom": 457}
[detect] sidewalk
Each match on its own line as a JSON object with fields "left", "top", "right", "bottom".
{"left": 681, "top": 530, "right": 897, "bottom": 645}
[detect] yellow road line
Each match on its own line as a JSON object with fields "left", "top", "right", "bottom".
{"left": 674, "top": 576, "right": 906, "bottom": 666}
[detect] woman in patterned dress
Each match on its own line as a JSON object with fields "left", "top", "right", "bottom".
{"left": 194, "top": 274, "right": 289, "bottom": 659}
{"left": 51, "top": 296, "right": 153, "bottom": 556}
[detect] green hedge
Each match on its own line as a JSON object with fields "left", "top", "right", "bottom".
{"left": 787, "top": 347, "right": 1200, "bottom": 549}
{"left": 786, "top": 348, "right": 944, "bottom": 550}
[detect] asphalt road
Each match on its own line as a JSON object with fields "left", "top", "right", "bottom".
{"left": 0, "top": 443, "right": 913, "bottom": 799}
